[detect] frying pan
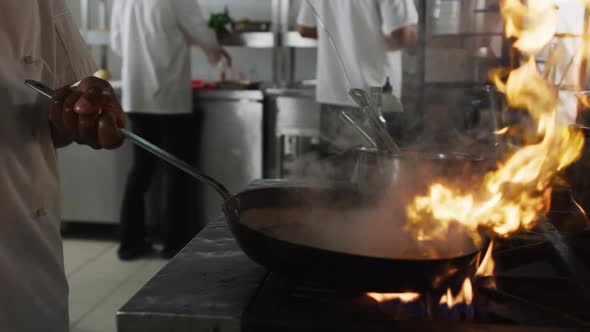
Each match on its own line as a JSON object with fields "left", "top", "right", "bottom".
{"left": 28, "top": 80, "right": 484, "bottom": 293}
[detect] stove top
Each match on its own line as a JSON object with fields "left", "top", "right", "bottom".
{"left": 241, "top": 191, "right": 590, "bottom": 332}
{"left": 117, "top": 181, "right": 590, "bottom": 332}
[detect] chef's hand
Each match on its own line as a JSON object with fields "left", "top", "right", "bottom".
{"left": 207, "top": 48, "right": 232, "bottom": 67}
{"left": 389, "top": 25, "right": 418, "bottom": 54}
{"left": 49, "top": 76, "right": 126, "bottom": 149}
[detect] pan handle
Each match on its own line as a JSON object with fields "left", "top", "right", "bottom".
{"left": 25, "top": 80, "right": 232, "bottom": 200}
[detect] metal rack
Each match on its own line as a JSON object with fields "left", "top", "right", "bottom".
{"left": 79, "top": 0, "right": 109, "bottom": 69}
{"left": 77, "top": 0, "right": 315, "bottom": 85}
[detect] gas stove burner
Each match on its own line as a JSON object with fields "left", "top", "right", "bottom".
{"left": 242, "top": 217, "right": 590, "bottom": 332}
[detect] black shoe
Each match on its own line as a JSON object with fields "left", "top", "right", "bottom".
{"left": 118, "top": 243, "right": 153, "bottom": 261}
{"left": 160, "top": 248, "right": 180, "bottom": 260}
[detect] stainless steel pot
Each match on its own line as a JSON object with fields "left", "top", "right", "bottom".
{"left": 349, "top": 148, "right": 485, "bottom": 206}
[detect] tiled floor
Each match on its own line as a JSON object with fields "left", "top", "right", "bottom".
{"left": 64, "top": 239, "right": 167, "bottom": 332}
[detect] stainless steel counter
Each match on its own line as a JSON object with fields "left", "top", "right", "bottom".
{"left": 194, "top": 89, "right": 264, "bottom": 101}
{"left": 193, "top": 90, "right": 265, "bottom": 226}
{"left": 58, "top": 86, "right": 318, "bottom": 225}
{"left": 116, "top": 180, "right": 277, "bottom": 332}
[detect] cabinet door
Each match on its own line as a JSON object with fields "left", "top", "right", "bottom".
{"left": 58, "top": 142, "right": 132, "bottom": 224}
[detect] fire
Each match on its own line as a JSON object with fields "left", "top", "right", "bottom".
{"left": 439, "top": 278, "right": 474, "bottom": 309}
{"left": 476, "top": 242, "right": 495, "bottom": 278}
{"left": 494, "top": 127, "right": 509, "bottom": 135}
{"left": 437, "top": 242, "right": 495, "bottom": 313}
{"left": 405, "top": 0, "right": 586, "bottom": 241}
{"left": 502, "top": 0, "right": 557, "bottom": 54}
{"left": 367, "top": 292, "right": 420, "bottom": 303}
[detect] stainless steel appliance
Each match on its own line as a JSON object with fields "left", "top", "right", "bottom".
{"left": 194, "top": 90, "right": 265, "bottom": 224}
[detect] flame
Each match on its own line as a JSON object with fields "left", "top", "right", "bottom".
{"left": 439, "top": 278, "right": 474, "bottom": 309}
{"left": 502, "top": 0, "right": 557, "bottom": 54}
{"left": 494, "top": 127, "right": 509, "bottom": 135}
{"left": 405, "top": 0, "right": 586, "bottom": 241}
{"left": 476, "top": 242, "right": 496, "bottom": 277}
{"left": 367, "top": 292, "right": 420, "bottom": 303}
{"left": 573, "top": 198, "right": 588, "bottom": 219}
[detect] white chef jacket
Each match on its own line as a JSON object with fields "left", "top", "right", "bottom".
{"left": 110, "top": 0, "right": 222, "bottom": 114}
{"left": 0, "top": 1, "right": 97, "bottom": 331}
{"left": 553, "top": 0, "right": 586, "bottom": 125}
{"left": 297, "top": 0, "right": 418, "bottom": 107}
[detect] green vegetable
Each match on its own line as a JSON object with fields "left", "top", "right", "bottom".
{"left": 208, "top": 6, "right": 232, "bottom": 32}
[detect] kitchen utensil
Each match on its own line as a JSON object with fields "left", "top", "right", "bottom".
{"left": 349, "top": 147, "right": 485, "bottom": 204}
{"left": 28, "top": 80, "right": 484, "bottom": 292}
{"left": 25, "top": 80, "right": 230, "bottom": 199}
{"left": 375, "top": 77, "right": 404, "bottom": 114}
{"left": 339, "top": 111, "right": 378, "bottom": 148}
{"left": 348, "top": 88, "right": 401, "bottom": 154}
{"left": 226, "top": 184, "right": 485, "bottom": 293}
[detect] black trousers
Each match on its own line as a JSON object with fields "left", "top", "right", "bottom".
{"left": 119, "top": 113, "right": 198, "bottom": 251}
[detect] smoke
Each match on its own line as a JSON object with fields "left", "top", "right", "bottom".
{"left": 264, "top": 96, "right": 500, "bottom": 259}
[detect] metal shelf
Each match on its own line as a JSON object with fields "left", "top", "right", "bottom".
{"left": 282, "top": 31, "right": 317, "bottom": 48}
{"left": 429, "top": 32, "right": 504, "bottom": 38}
{"left": 220, "top": 31, "right": 317, "bottom": 48}
{"left": 424, "top": 81, "right": 487, "bottom": 89}
{"left": 219, "top": 32, "right": 275, "bottom": 48}
{"left": 80, "top": 30, "right": 318, "bottom": 49}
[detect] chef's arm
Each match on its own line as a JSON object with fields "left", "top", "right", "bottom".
{"left": 49, "top": 77, "right": 126, "bottom": 150}
{"left": 172, "top": 0, "right": 231, "bottom": 66}
{"left": 297, "top": 25, "right": 318, "bottom": 39}
{"left": 387, "top": 25, "right": 417, "bottom": 54}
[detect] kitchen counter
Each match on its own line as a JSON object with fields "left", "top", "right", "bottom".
{"left": 116, "top": 180, "right": 280, "bottom": 332}
{"left": 193, "top": 86, "right": 315, "bottom": 100}
{"left": 193, "top": 89, "right": 264, "bottom": 101}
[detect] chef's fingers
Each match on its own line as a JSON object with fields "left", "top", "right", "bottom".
{"left": 63, "top": 91, "right": 83, "bottom": 141}
{"left": 74, "top": 86, "right": 104, "bottom": 117}
{"left": 48, "top": 87, "right": 72, "bottom": 134}
{"left": 72, "top": 85, "right": 104, "bottom": 148}
{"left": 77, "top": 76, "right": 113, "bottom": 94}
{"left": 75, "top": 76, "right": 126, "bottom": 129}
{"left": 97, "top": 112, "right": 124, "bottom": 149}
{"left": 221, "top": 49, "right": 232, "bottom": 68}
{"left": 76, "top": 111, "right": 101, "bottom": 149}
{"left": 71, "top": 76, "right": 125, "bottom": 149}
{"left": 100, "top": 94, "right": 127, "bottom": 129}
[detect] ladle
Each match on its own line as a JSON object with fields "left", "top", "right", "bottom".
{"left": 339, "top": 110, "right": 378, "bottom": 148}
{"left": 348, "top": 88, "right": 401, "bottom": 153}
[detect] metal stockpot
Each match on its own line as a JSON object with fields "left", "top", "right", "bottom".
{"left": 350, "top": 148, "right": 484, "bottom": 206}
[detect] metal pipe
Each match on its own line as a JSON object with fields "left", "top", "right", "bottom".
{"left": 415, "top": 0, "right": 427, "bottom": 129}
{"left": 271, "top": 0, "right": 283, "bottom": 85}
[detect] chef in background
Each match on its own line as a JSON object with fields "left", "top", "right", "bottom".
{"left": 297, "top": 0, "right": 418, "bottom": 151}
{"left": 111, "top": 0, "right": 231, "bottom": 260}
{"left": 1, "top": 1, "right": 125, "bottom": 330}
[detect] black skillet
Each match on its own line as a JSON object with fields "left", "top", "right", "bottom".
{"left": 28, "top": 80, "right": 485, "bottom": 293}
{"left": 223, "top": 184, "right": 484, "bottom": 293}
